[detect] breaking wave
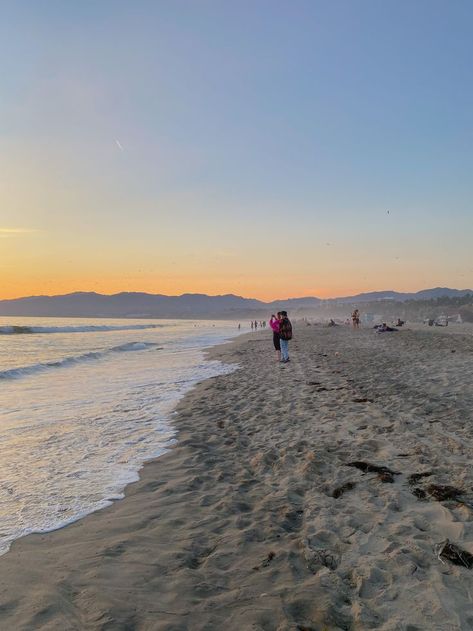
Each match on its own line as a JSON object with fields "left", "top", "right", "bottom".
{"left": 0, "top": 324, "right": 164, "bottom": 335}
{"left": 0, "top": 342, "right": 161, "bottom": 381}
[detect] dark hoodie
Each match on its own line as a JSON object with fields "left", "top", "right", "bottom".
{"left": 279, "top": 316, "right": 292, "bottom": 341}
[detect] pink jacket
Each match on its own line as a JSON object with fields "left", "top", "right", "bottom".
{"left": 270, "top": 318, "right": 280, "bottom": 333}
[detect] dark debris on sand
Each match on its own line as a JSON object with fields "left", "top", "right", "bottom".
{"left": 437, "top": 539, "right": 473, "bottom": 569}
{"left": 347, "top": 461, "right": 400, "bottom": 483}
{"left": 332, "top": 481, "right": 356, "bottom": 499}
{"left": 409, "top": 478, "right": 469, "bottom": 505}
{"left": 252, "top": 551, "right": 275, "bottom": 571}
{"left": 408, "top": 472, "right": 433, "bottom": 485}
{"left": 412, "top": 488, "right": 427, "bottom": 499}
{"left": 426, "top": 484, "right": 464, "bottom": 502}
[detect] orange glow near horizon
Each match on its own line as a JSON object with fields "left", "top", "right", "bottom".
{"left": 2, "top": 222, "right": 472, "bottom": 303}
{"left": 0, "top": 271, "right": 465, "bottom": 303}
{"left": 1, "top": 143, "right": 472, "bottom": 305}
{"left": 0, "top": 276, "right": 357, "bottom": 302}
{"left": 1, "top": 162, "right": 472, "bottom": 304}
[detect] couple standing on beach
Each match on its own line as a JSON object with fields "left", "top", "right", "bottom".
{"left": 269, "top": 311, "right": 292, "bottom": 363}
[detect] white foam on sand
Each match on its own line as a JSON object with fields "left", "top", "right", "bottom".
{"left": 0, "top": 319, "right": 240, "bottom": 555}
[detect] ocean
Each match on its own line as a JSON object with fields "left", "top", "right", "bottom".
{"left": 0, "top": 317, "right": 241, "bottom": 555}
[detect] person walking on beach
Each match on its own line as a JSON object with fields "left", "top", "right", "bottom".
{"left": 269, "top": 313, "right": 281, "bottom": 361}
{"left": 278, "top": 310, "right": 292, "bottom": 363}
{"left": 352, "top": 309, "right": 360, "bottom": 329}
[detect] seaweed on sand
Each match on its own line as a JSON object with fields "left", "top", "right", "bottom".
{"left": 252, "top": 551, "right": 275, "bottom": 571}
{"left": 332, "top": 481, "right": 356, "bottom": 499}
{"left": 426, "top": 484, "right": 464, "bottom": 502}
{"left": 347, "top": 461, "right": 400, "bottom": 483}
{"left": 436, "top": 539, "right": 473, "bottom": 569}
{"left": 408, "top": 472, "right": 433, "bottom": 485}
{"left": 412, "top": 487, "right": 427, "bottom": 499}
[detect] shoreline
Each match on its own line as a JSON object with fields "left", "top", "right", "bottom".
{"left": 1, "top": 326, "right": 473, "bottom": 629}
{"left": 0, "top": 324, "right": 242, "bottom": 557}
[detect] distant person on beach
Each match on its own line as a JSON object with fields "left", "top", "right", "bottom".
{"left": 269, "top": 313, "right": 281, "bottom": 361}
{"left": 251, "top": 321, "right": 254, "bottom": 330}
{"left": 375, "top": 322, "right": 397, "bottom": 333}
{"left": 278, "top": 311, "right": 292, "bottom": 363}
{"left": 238, "top": 323, "right": 241, "bottom": 330}
{"left": 352, "top": 309, "right": 360, "bottom": 329}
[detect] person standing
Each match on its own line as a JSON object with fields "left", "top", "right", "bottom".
{"left": 352, "top": 309, "right": 360, "bottom": 329}
{"left": 278, "top": 310, "right": 292, "bottom": 363}
{"left": 269, "top": 313, "right": 281, "bottom": 361}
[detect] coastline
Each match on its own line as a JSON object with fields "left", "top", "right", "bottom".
{"left": 0, "top": 319, "right": 241, "bottom": 557}
{"left": 1, "top": 325, "right": 473, "bottom": 629}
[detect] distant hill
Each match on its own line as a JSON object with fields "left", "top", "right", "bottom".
{"left": 0, "top": 292, "right": 263, "bottom": 318}
{"left": 335, "top": 287, "right": 473, "bottom": 303}
{"left": 0, "top": 288, "right": 471, "bottom": 319}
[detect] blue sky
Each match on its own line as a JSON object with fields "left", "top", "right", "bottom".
{"left": 1, "top": 1, "right": 472, "bottom": 298}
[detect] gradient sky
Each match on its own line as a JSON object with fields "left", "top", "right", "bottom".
{"left": 1, "top": 0, "right": 472, "bottom": 300}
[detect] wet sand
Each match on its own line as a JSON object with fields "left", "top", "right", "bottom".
{"left": 1, "top": 324, "right": 473, "bottom": 630}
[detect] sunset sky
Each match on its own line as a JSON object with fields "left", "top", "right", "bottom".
{"left": 1, "top": 1, "right": 472, "bottom": 301}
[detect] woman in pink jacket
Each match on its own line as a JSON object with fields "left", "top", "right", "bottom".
{"left": 269, "top": 313, "right": 281, "bottom": 362}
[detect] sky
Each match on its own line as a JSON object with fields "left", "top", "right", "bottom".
{"left": 1, "top": 0, "right": 472, "bottom": 300}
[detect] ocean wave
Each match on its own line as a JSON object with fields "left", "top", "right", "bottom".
{"left": 110, "top": 341, "right": 159, "bottom": 352}
{"left": 0, "top": 324, "right": 164, "bottom": 335}
{"left": 0, "top": 342, "right": 161, "bottom": 381}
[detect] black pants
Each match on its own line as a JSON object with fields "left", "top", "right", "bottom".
{"left": 273, "top": 332, "right": 280, "bottom": 351}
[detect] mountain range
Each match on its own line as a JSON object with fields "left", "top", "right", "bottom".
{"left": 0, "top": 288, "right": 471, "bottom": 319}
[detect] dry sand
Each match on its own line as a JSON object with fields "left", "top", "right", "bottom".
{"left": 1, "top": 324, "right": 473, "bottom": 630}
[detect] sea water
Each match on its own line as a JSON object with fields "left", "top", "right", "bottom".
{"left": 0, "top": 317, "right": 241, "bottom": 555}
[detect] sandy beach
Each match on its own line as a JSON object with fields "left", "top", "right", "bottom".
{"left": 1, "top": 324, "right": 473, "bottom": 630}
